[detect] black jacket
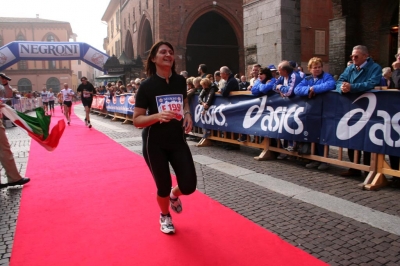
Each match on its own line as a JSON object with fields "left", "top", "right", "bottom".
{"left": 198, "top": 84, "right": 217, "bottom": 107}
{"left": 221, "top": 74, "right": 239, "bottom": 97}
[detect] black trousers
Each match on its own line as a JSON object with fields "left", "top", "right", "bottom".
{"left": 142, "top": 127, "right": 197, "bottom": 197}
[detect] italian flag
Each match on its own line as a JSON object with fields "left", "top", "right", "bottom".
{"left": 1, "top": 105, "right": 65, "bottom": 151}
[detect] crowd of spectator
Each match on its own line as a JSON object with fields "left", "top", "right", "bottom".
{"left": 177, "top": 44, "right": 400, "bottom": 175}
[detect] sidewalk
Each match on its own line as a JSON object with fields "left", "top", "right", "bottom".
{"left": 1, "top": 105, "right": 400, "bottom": 266}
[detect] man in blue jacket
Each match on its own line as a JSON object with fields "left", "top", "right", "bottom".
{"left": 336, "top": 45, "right": 382, "bottom": 177}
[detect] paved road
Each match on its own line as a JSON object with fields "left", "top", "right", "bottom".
{"left": 1, "top": 105, "right": 400, "bottom": 266}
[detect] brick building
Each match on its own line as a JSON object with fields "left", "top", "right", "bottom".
{"left": 0, "top": 17, "right": 74, "bottom": 93}
{"left": 102, "top": 0, "right": 244, "bottom": 78}
{"left": 243, "top": 0, "right": 399, "bottom": 76}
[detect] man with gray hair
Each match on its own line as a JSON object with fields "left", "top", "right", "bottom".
{"left": 336, "top": 45, "right": 382, "bottom": 177}
{"left": 219, "top": 66, "right": 239, "bottom": 97}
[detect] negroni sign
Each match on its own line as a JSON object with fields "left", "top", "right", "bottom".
{"left": 18, "top": 43, "right": 80, "bottom": 58}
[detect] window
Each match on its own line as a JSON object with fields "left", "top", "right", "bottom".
{"left": 314, "top": 30, "right": 326, "bottom": 55}
{"left": 18, "top": 60, "right": 28, "bottom": 70}
{"left": 78, "top": 71, "right": 82, "bottom": 80}
{"left": 17, "top": 78, "right": 32, "bottom": 92}
{"left": 133, "top": 7, "right": 135, "bottom": 21}
{"left": 46, "top": 77, "right": 60, "bottom": 92}
{"left": 0, "top": 35, "right": 3, "bottom": 47}
{"left": 78, "top": 60, "right": 81, "bottom": 65}
{"left": 49, "top": 60, "right": 56, "bottom": 69}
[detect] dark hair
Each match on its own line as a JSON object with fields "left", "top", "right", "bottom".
{"left": 199, "top": 64, "right": 207, "bottom": 73}
{"left": 145, "top": 41, "right": 176, "bottom": 77}
{"left": 214, "top": 71, "right": 221, "bottom": 77}
{"left": 81, "top": 77, "right": 87, "bottom": 81}
{"left": 260, "top": 67, "right": 273, "bottom": 81}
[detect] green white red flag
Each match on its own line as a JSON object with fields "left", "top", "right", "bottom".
{"left": 1, "top": 105, "right": 65, "bottom": 151}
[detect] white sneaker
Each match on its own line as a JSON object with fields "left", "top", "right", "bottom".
{"left": 160, "top": 214, "right": 175, "bottom": 234}
{"left": 306, "top": 161, "right": 320, "bottom": 169}
{"left": 170, "top": 196, "right": 182, "bottom": 214}
{"left": 318, "top": 163, "right": 329, "bottom": 170}
{"left": 277, "top": 153, "right": 287, "bottom": 160}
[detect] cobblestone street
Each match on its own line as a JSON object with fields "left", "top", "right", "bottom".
{"left": 1, "top": 105, "right": 400, "bottom": 266}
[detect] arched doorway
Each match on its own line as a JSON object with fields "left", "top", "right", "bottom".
{"left": 125, "top": 30, "right": 134, "bottom": 59}
{"left": 186, "top": 12, "right": 239, "bottom": 77}
{"left": 17, "top": 78, "right": 32, "bottom": 92}
{"left": 46, "top": 77, "right": 60, "bottom": 93}
{"left": 138, "top": 18, "right": 153, "bottom": 58}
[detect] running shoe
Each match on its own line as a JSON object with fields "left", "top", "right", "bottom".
{"left": 277, "top": 153, "right": 287, "bottom": 160}
{"left": 88, "top": 122, "right": 92, "bottom": 128}
{"left": 318, "top": 163, "right": 330, "bottom": 171}
{"left": 305, "top": 161, "right": 320, "bottom": 169}
{"left": 170, "top": 196, "right": 182, "bottom": 214}
{"left": 84, "top": 118, "right": 88, "bottom": 126}
{"left": 160, "top": 214, "right": 175, "bottom": 234}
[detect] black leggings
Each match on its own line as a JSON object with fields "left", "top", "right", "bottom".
{"left": 48, "top": 100, "right": 55, "bottom": 110}
{"left": 142, "top": 127, "right": 197, "bottom": 197}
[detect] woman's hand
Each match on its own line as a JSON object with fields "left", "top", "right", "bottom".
{"left": 158, "top": 110, "right": 176, "bottom": 123}
{"left": 183, "top": 113, "right": 193, "bottom": 133}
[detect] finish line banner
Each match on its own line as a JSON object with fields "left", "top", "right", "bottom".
{"left": 190, "top": 91, "right": 400, "bottom": 156}
{"left": 106, "top": 94, "right": 135, "bottom": 115}
{"left": 0, "top": 41, "right": 109, "bottom": 71}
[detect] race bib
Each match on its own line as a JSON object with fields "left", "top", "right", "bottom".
{"left": 156, "top": 94, "right": 184, "bottom": 120}
{"left": 83, "top": 91, "right": 91, "bottom": 98}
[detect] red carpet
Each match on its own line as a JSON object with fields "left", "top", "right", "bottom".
{"left": 11, "top": 105, "right": 326, "bottom": 266}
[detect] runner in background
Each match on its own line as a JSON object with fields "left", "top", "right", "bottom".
{"left": 40, "top": 88, "right": 49, "bottom": 115}
{"left": 48, "top": 88, "right": 55, "bottom": 115}
{"left": 60, "top": 83, "right": 74, "bottom": 125}
{"left": 77, "top": 77, "right": 96, "bottom": 128}
{"left": 57, "top": 91, "right": 63, "bottom": 113}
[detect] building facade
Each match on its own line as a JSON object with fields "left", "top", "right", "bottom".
{"left": 0, "top": 17, "right": 74, "bottom": 93}
{"left": 243, "top": 0, "right": 399, "bottom": 76}
{"left": 102, "top": 0, "right": 244, "bottom": 78}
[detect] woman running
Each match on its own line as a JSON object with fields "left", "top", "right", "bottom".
{"left": 133, "top": 41, "right": 197, "bottom": 234}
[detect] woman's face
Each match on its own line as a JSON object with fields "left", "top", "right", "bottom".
{"left": 310, "top": 62, "right": 323, "bottom": 77}
{"left": 152, "top": 44, "right": 174, "bottom": 69}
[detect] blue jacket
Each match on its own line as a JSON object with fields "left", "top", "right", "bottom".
{"left": 251, "top": 78, "right": 276, "bottom": 96}
{"left": 273, "top": 71, "right": 303, "bottom": 97}
{"left": 294, "top": 72, "right": 336, "bottom": 96}
{"left": 336, "top": 58, "right": 382, "bottom": 93}
{"left": 221, "top": 74, "right": 239, "bottom": 97}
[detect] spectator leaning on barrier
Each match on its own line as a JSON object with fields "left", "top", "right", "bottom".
{"left": 248, "top": 64, "right": 261, "bottom": 90}
{"left": 336, "top": 45, "right": 382, "bottom": 177}
{"left": 391, "top": 61, "right": 400, "bottom": 89}
{"left": 219, "top": 66, "right": 240, "bottom": 150}
{"left": 214, "top": 71, "right": 226, "bottom": 90}
{"left": 273, "top": 60, "right": 303, "bottom": 159}
{"left": 273, "top": 60, "right": 303, "bottom": 98}
{"left": 198, "top": 78, "right": 217, "bottom": 116}
{"left": 380, "top": 67, "right": 394, "bottom": 88}
{"left": 206, "top": 74, "right": 214, "bottom": 84}
{"left": 219, "top": 66, "right": 239, "bottom": 97}
{"left": 239, "top": 76, "right": 250, "bottom": 91}
{"left": 251, "top": 67, "right": 275, "bottom": 97}
{"left": 294, "top": 57, "right": 336, "bottom": 171}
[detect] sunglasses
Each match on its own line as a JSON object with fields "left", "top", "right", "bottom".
{"left": 395, "top": 54, "right": 400, "bottom": 58}
{"left": 349, "top": 55, "right": 359, "bottom": 59}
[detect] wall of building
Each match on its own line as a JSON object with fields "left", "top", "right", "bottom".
{"left": 0, "top": 18, "right": 73, "bottom": 93}
{"left": 243, "top": 0, "right": 301, "bottom": 77}
{"left": 104, "top": 0, "right": 244, "bottom": 77}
